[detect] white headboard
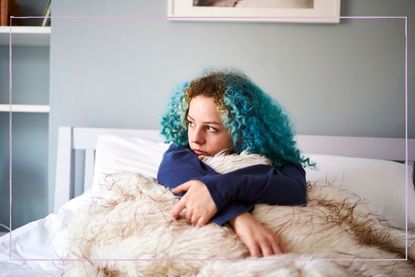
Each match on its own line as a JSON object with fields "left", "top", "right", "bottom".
{"left": 53, "top": 126, "right": 415, "bottom": 212}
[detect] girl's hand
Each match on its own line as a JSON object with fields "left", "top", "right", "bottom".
{"left": 230, "top": 212, "right": 284, "bottom": 257}
{"left": 171, "top": 180, "right": 217, "bottom": 226}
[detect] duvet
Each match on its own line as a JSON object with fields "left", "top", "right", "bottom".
{"left": 62, "top": 152, "right": 415, "bottom": 276}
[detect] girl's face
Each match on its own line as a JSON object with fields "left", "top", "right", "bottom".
{"left": 187, "top": 95, "right": 234, "bottom": 156}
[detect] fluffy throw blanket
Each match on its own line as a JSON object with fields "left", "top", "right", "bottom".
{"left": 62, "top": 153, "right": 415, "bottom": 276}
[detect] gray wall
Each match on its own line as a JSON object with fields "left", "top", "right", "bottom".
{"left": 48, "top": 0, "right": 414, "bottom": 210}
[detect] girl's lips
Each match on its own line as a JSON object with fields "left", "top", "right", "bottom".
{"left": 193, "top": 149, "right": 206, "bottom": 156}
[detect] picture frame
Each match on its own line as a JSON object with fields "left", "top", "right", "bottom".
{"left": 167, "top": 0, "right": 341, "bottom": 24}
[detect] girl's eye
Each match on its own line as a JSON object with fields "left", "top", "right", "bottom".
{"left": 207, "top": 126, "right": 218, "bottom": 132}
{"left": 187, "top": 120, "right": 195, "bottom": 127}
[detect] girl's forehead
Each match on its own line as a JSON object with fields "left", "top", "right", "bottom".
{"left": 188, "top": 95, "right": 222, "bottom": 122}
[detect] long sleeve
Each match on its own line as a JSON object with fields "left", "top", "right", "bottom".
{"left": 157, "top": 144, "right": 216, "bottom": 189}
{"left": 197, "top": 162, "right": 307, "bottom": 212}
{"left": 157, "top": 144, "right": 307, "bottom": 225}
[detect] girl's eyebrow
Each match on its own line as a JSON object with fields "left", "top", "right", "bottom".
{"left": 187, "top": 114, "right": 222, "bottom": 126}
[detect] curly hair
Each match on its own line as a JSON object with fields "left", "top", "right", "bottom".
{"left": 160, "top": 70, "right": 313, "bottom": 168}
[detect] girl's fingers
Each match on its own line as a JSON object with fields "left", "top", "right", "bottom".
{"left": 260, "top": 242, "right": 274, "bottom": 257}
{"left": 196, "top": 216, "right": 208, "bottom": 227}
{"left": 171, "top": 182, "right": 191, "bottom": 194}
{"left": 272, "top": 242, "right": 283, "bottom": 255}
{"left": 171, "top": 198, "right": 186, "bottom": 219}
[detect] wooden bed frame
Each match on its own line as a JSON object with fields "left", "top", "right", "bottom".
{"left": 53, "top": 126, "right": 415, "bottom": 212}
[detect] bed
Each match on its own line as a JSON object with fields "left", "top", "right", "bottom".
{"left": 1, "top": 126, "right": 414, "bottom": 276}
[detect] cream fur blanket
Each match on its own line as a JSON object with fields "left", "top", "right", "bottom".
{"left": 63, "top": 153, "right": 415, "bottom": 276}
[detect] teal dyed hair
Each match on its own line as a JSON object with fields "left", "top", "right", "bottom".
{"left": 160, "top": 70, "right": 313, "bottom": 168}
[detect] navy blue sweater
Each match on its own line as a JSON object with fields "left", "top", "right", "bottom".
{"left": 157, "top": 144, "right": 307, "bottom": 225}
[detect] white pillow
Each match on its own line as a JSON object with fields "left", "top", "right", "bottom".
{"left": 92, "top": 135, "right": 170, "bottom": 192}
{"left": 305, "top": 154, "right": 415, "bottom": 229}
{"left": 92, "top": 135, "right": 414, "bottom": 229}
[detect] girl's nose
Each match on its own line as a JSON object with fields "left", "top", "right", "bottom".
{"left": 191, "top": 128, "right": 205, "bottom": 145}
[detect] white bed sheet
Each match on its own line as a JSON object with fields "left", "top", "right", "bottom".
{"left": 0, "top": 192, "right": 92, "bottom": 276}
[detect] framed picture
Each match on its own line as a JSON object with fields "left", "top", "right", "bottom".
{"left": 167, "top": 0, "right": 341, "bottom": 24}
